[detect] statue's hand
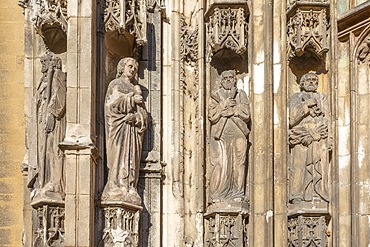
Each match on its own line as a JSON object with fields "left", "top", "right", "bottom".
{"left": 126, "top": 113, "right": 136, "bottom": 124}
{"left": 133, "top": 95, "right": 143, "bottom": 105}
{"left": 301, "top": 135, "right": 313, "bottom": 146}
{"left": 305, "top": 98, "right": 317, "bottom": 108}
{"left": 221, "top": 108, "right": 234, "bottom": 118}
{"left": 224, "top": 98, "right": 236, "bottom": 108}
{"left": 45, "top": 115, "right": 55, "bottom": 133}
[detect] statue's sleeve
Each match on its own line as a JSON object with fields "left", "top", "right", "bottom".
{"left": 105, "top": 83, "right": 134, "bottom": 117}
{"left": 322, "top": 93, "right": 332, "bottom": 139}
{"left": 289, "top": 93, "right": 309, "bottom": 128}
{"left": 234, "top": 90, "right": 250, "bottom": 123}
{"left": 48, "top": 70, "right": 67, "bottom": 120}
{"left": 208, "top": 91, "right": 223, "bottom": 124}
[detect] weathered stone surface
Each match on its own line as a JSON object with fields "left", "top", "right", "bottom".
{"left": 102, "top": 57, "right": 148, "bottom": 205}
{"left": 288, "top": 72, "right": 331, "bottom": 205}
{"left": 208, "top": 70, "right": 250, "bottom": 204}
{"left": 28, "top": 53, "right": 66, "bottom": 206}
{"left": 8, "top": 0, "right": 370, "bottom": 247}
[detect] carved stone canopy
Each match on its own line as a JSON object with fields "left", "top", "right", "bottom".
{"left": 287, "top": 1, "right": 330, "bottom": 61}
{"left": 104, "top": 0, "right": 147, "bottom": 46}
{"left": 205, "top": 3, "right": 249, "bottom": 59}
{"left": 19, "top": 0, "right": 67, "bottom": 53}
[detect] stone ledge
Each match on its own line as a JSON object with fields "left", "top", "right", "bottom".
{"left": 338, "top": 1, "right": 370, "bottom": 40}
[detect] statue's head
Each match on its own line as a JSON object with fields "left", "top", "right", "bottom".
{"left": 220, "top": 70, "right": 237, "bottom": 90}
{"left": 300, "top": 72, "right": 318, "bottom": 92}
{"left": 40, "top": 53, "right": 62, "bottom": 73}
{"left": 116, "top": 57, "right": 138, "bottom": 80}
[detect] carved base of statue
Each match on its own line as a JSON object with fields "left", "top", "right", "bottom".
{"left": 101, "top": 182, "right": 142, "bottom": 206}
{"left": 287, "top": 194, "right": 330, "bottom": 247}
{"left": 288, "top": 198, "right": 329, "bottom": 215}
{"left": 30, "top": 182, "right": 65, "bottom": 206}
{"left": 204, "top": 201, "right": 249, "bottom": 247}
{"left": 288, "top": 213, "right": 330, "bottom": 247}
{"left": 32, "top": 204, "right": 65, "bottom": 247}
{"left": 100, "top": 201, "right": 142, "bottom": 247}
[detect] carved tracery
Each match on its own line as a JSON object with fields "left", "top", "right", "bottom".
{"left": 180, "top": 17, "right": 199, "bottom": 99}
{"left": 205, "top": 5, "right": 249, "bottom": 59}
{"left": 287, "top": 1, "right": 330, "bottom": 60}
{"left": 104, "top": 0, "right": 147, "bottom": 46}
{"left": 19, "top": 0, "right": 68, "bottom": 53}
{"left": 19, "top": 0, "right": 67, "bottom": 33}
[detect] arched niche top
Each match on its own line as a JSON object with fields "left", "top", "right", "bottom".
{"left": 18, "top": 0, "right": 68, "bottom": 54}
{"left": 41, "top": 23, "right": 67, "bottom": 54}
{"left": 210, "top": 48, "right": 248, "bottom": 75}
{"left": 288, "top": 51, "right": 327, "bottom": 82}
{"left": 353, "top": 24, "right": 370, "bottom": 65}
{"left": 105, "top": 31, "right": 136, "bottom": 57}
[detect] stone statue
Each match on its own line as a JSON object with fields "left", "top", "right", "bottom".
{"left": 289, "top": 72, "right": 332, "bottom": 204}
{"left": 208, "top": 70, "right": 250, "bottom": 203}
{"left": 28, "top": 53, "right": 66, "bottom": 202}
{"left": 102, "top": 57, "right": 148, "bottom": 205}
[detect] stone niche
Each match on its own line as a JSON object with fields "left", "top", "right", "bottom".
{"left": 19, "top": 0, "right": 67, "bottom": 54}
{"left": 204, "top": 1, "right": 250, "bottom": 246}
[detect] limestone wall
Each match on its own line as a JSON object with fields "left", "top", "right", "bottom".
{"left": 0, "top": 0, "right": 25, "bottom": 246}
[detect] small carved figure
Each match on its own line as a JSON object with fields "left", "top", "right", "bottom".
{"left": 289, "top": 72, "right": 332, "bottom": 204}
{"left": 102, "top": 57, "right": 148, "bottom": 205}
{"left": 208, "top": 70, "right": 250, "bottom": 203}
{"left": 28, "top": 53, "right": 66, "bottom": 202}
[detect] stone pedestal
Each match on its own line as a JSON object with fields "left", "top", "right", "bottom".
{"left": 287, "top": 202, "right": 330, "bottom": 247}
{"left": 204, "top": 201, "right": 249, "bottom": 247}
{"left": 101, "top": 201, "right": 142, "bottom": 247}
{"left": 31, "top": 200, "right": 65, "bottom": 247}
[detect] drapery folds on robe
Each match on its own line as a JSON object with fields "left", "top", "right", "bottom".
{"left": 28, "top": 55, "right": 66, "bottom": 202}
{"left": 208, "top": 86, "right": 250, "bottom": 202}
{"left": 102, "top": 77, "right": 148, "bottom": 204}
{"left": 289, "top": 91, "right": 331, "bottom": 203}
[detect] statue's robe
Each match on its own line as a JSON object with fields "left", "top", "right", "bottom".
{"left": 289, "top": 91, "right": 331, "bottom": 202}
{"left": 28, "top": 69, "right": 66, "bottom": 197}
{"left": 208, "top": 87, "right": 250, "bottom": 202}
{"left": 103, "top": 78, "right": 147, "bottom": 201}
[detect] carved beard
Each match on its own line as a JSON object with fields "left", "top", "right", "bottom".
{"left": 303, "top": 85, "right": 317, "bottom": 92}
{"left": 221, "top": 80, "right": 235, "bottom": 90}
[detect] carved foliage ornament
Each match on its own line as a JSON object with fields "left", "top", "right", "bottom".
{"left": 206, "top": 7, "right": 248, "bottom": 57}
{"left": 104, "top": 0, "right": 147, "bottom": 45}
{"left": 19, "top": 0, "right": 67, "bottom": 33}
{"left": 180, "top": 16, "right": 199, "bottom": 99}
{"left": 356, "top": 34, "right": 370, "bottom": 65}
{"left": 287, "top": 8, "right": 329, "bottom": 60}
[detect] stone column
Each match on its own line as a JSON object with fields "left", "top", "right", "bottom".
{"left": 62, "top": 0, "right": 97, "bottom": 245}
{"left": 250, "top": 0, "right": 274, "bottom": 245}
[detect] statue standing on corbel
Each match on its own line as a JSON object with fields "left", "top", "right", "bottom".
{"left": 102, "top": 57, "right": 148, "bottom": 205}
{"left": 208, "top": 70, "right": 250, "bottom": 203}
{"left": 28, "top": 53, "right": 67, "bottom": 203}
{"left": 288, "top": 72, "right": 332, "bottom": 204}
